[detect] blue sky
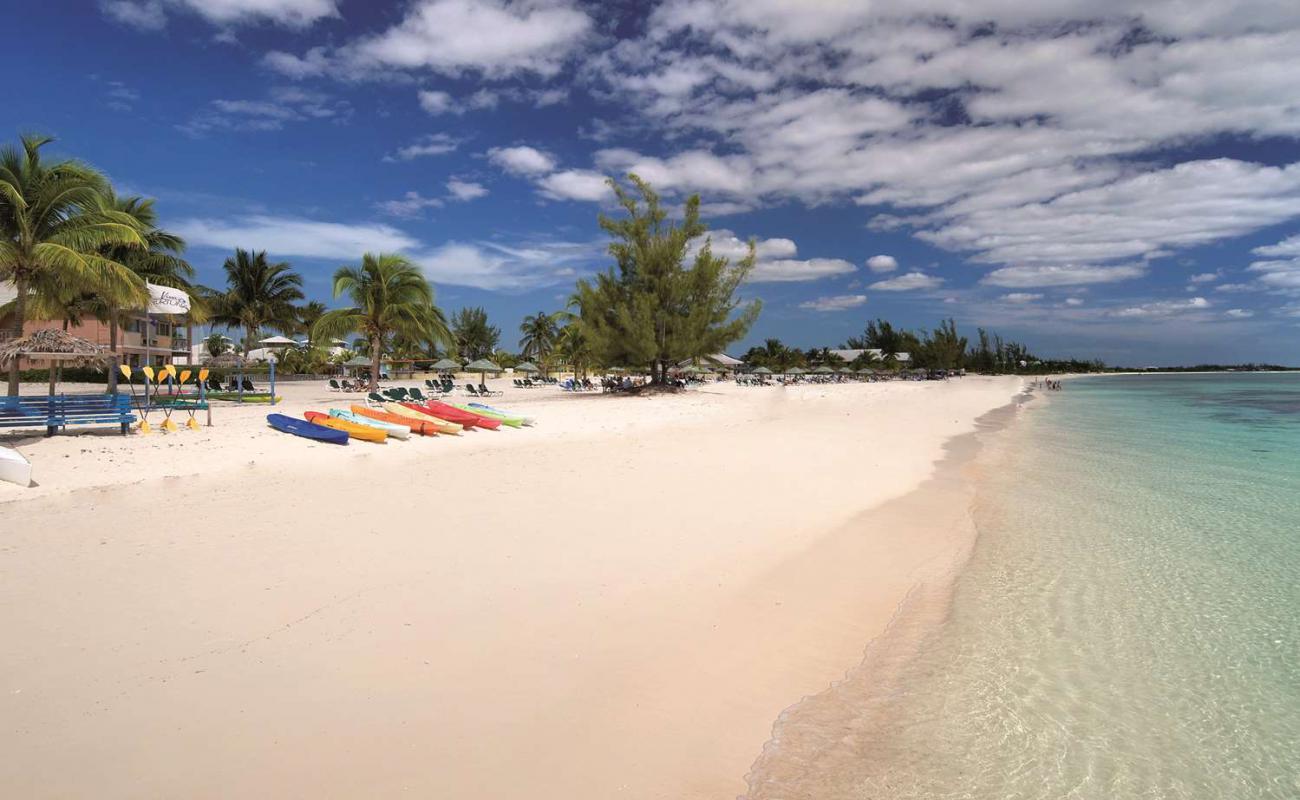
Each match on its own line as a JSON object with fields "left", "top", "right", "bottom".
{"left": 8, "top": 0, "right": 1300, "bottom": 365}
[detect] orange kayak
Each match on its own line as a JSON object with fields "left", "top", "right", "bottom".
{"left": 305, "top": 411, "right": 387, "bottom": 443}
{"left": 351, "top": 404, "right": 440, "bottom": 436}
{"left": 383, "top": 402, "right": 464, "bottom": 435}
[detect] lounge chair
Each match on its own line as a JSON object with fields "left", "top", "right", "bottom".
{"left": 242, "top": 378, "right": 257, "bottom": 392}
{"left": 367, "top": 392, "right": 387, "bottom": 406}
{"left": 408, "top": 387, "right": 428, "bottom": 402}
{"left": 328, "top": 379, "right": 341, "bottom": 391}
{"left": 465, "top": 384, "right": 481, "bottom": 397}
{"left": 477, "top": 383, "right": 502, "bottom": 397}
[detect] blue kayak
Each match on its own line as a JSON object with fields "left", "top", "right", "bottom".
{"left": 266, "top": 413, "right": 349, "bottom": 445}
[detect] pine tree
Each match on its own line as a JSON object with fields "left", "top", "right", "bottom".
{"left": 572, "top": 175, "right": 761, "bottom": 384}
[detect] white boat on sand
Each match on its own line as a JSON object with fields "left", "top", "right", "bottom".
{"left": 0, "top": 445, "right": 32, "bottom": 487}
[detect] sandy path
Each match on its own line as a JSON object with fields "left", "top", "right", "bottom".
{"left": 0, "top": 377, "right": 1020, "bottom": 798}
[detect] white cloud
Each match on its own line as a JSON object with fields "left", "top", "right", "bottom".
{"left": 385, "top": 133, "right": 461, "bottom": 161}
{"left": 416, "top": 239, "right": 603, "bottom": 290}
{"left": 179, "top": 87, "right": 350, "bottom": 136}
{"left": 1254, "top": 234, "right": 1300, "bottom": 258}
{"left": 1187, "top": 272, "right": 1220, "bottom": 284}
{"left": 870, "top": 272, "right": 943, "bottom": 291}
{"left": 487, "top": 145, "right": 557, "bottom": 175}
{"left": 173, "top": 215, "right": 419, "bottom": 259}
{"left": 1110, "top": 297, "right": 1211, "bottom": 318}
{"left": 866, "top": 254, "right": 898, "bottom": 273}
{"left": 446, "top": 178, "right": 488, "bottom": 201}
{"left": 799, "top": 294, "right": 867, "bottom": 312}
{"left": 376, "top": 191, "right": 443, "bottom": 218}
{"left": 1063, "top": 297, "right": 1085, "bottom": 306}
{"left": 417, "top": 90, "right": 455, "bottom": 115}
{"left": 981, "top": 264, "right": 1146, "bottom": 288}
{"left": 536, "top": 170, "right": 612, "bottom": 202}
{"left": 102, "top": 0, "right": 336, "bottom": 30}
{"left": 1000, "top": 292, "right": 1043, "bottom": 304}
{"left": 1225, "top": 308, "right": 1255, "bottom": 318}
{"left": 687, "top": 230, "right": 852, "bottom": 282}
{"left": 268, "top": 0, "right": 593, "bottom": 80}
{"left": 751, "top": 258, "right": 856, "bottom": 282}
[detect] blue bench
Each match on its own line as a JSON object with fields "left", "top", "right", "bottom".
{"left": 0, "top": 394, "right": 136, "bottom": 436}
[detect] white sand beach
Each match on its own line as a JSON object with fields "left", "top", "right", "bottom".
{"left": 1, "top": 376, "right": 1021, "bottom": 798}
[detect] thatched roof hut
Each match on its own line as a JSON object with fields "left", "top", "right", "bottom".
{"left": 0, "top": 329, "right": 109, "bottom": 367}
{"left": 0, "top": 329, "right": 110, "bottom": 395}
{"left": 201, "top": 351, "right": 245, "bottom": 368}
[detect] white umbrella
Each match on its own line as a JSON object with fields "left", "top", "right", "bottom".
{"left": 259, "top": 335, "right": 297, "bottom": 346}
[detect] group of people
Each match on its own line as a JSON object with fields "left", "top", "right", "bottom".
{"left": 1038, "top": 379, "right": 1064, "bottom": 391}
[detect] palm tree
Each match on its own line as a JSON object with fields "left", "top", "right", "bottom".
{"left": 203, "top": 332, "right": 230, "bottom": 358}
{"left": 0, "top": 134, "right": 147, "bottom": 395}
{"left": 209, "top": 249, "right": 303, "bottom": 357}
{"left": 312, "top": 253, "right": 451, "bottom": 391}
{"left": 296, "top": 300, "right": 327, "bottom": 345}
{"left": 451, "top": 306, "right": 499, "bottom": 362}
{"left": 555, "top": 322, "right": 591, "bottom": 378}
{"left": 518, "top": 310, "right": 559, "bottom": 366}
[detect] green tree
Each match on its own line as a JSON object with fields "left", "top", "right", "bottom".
{"left": 742, "top": 338, "right": 805, "bottom": 372}
{"left": 451, "top": 306, "right": 500, "bottom": 362}
{"left": 572, "top": 175, "right": 760, "bottom": 385}
{"left": 210, "top": 249, "right": 304, "bottom": 357}
{"left": 203, "top": 332, "right": 230, "bottom": 358}
{"left": 554, "top": 322, "right": 592, "bottom": 377}
{"left": 518, "top": 310, "right": 559, "bottom": 363}
{"left": 312, "top": 253, "right": 451, "bottom": 391}
{"left": 0, "top": 134, "right": 148, "bottom": 395}
{"left": 914, "top": 318, "right": 967, "bottom": 370}
{"left": 296, "top": 300, "right": 327, "bottom": 345}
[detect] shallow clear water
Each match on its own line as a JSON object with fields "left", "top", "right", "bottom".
{"left": 748, "top": 374, "right": 1300, "bottom": 799}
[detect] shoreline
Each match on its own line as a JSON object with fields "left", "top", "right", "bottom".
{"left": 740, "top": 389, "right": 1036, "bottom": 798}
{"left": 1, "top": 377, "right": 1023, "bottom": 798}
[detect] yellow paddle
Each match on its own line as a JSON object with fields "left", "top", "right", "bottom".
{"left": 133, "top": 366, "right": 153, "bottom": 434}
{"left": 159, "top": 365, "right": 179, "bottom": 432}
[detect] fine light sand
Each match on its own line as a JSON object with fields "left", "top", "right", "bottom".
{"left": 0, "top": 375, "right": 1022, "bottom": 799}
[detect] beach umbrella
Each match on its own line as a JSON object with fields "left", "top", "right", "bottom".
{"left": 465, "top": 358, "right": 502, "bottom": 385}
{"left": 514, "top": 361, "right": 540, "bottom": 373}
{"left": 812, "top": 365, "right": 834, "bottom": 374}
{"left": 855, "top": 367, "right": 872, "bottom": 375}
{"left": 750, "top": 366, "right": 773, "bottom": 375}
{"left": 259, "top": 335, "right": 296, "bottom": 346}
{"left": 0, "top": 329, "right": 110, "bottom": 396}
{"left": 837, "top": 366, "right": 855, "bottom": 375}
{"left": 785, "top": 367, "right": 806, "bottom": 375}
{"left": 342, "top": 356, "right": 370, "bottom": 367}
{"left": 430, "top": 357, "right": 462, "bottom": 373}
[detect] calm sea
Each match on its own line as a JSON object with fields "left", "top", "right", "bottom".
{"left": 747, "top": 373, "right": 1300, "bottom": 799}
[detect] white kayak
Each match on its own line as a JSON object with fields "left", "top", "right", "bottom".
{"left": 329, "top": 409, "right": 410, "bottom": 440}
{"left": 0, "top": 445, "right": 32, "bottom": 487}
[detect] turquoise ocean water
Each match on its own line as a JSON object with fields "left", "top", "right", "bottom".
{"left": 748, "top": 373, "right": 1300, "bottom": 799}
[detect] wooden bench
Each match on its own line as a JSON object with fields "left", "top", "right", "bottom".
{"left": 0, "top": 394, "right": 136, "bottom": 436}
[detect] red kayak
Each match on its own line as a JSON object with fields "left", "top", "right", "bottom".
{"left": 402, "top": 401, "right": 502, "bottom": 430}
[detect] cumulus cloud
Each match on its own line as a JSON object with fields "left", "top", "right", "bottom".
{"left": 376, "top": 191, "right": 444, "bottom": 218}
{"left": 1225, "top": 308, "right": 1255, "bottom": 318}
{"left": 536, "top": 170, "right": 612, "bottom": 202}
{"left": 416, "top": 238, "right": 604, "bottom": 290}
{"left": 981, "top": 265, "right": 1146, "bottom": 288}
{"left": 1111, "top": 297, "right": 1211, "bottom": 318}
{"left": 265, "top": 0, "right": 592, "bottom": 80}
{"left": 1000, "top": 292, "right": 1043, "bottom": 304}
{"left": 384, "top": 133, "right": 462, "bottom": 161}
{"left": 687, "top": 230, "right": 853, "bottom": 282}
{"left": 869, "top": 272, "right": 943, "bottom": 291}
{"left": 446, "top": 178, "right": 488, "bottom": 201}
{"left": 102, "top": 0, "right": 337, "bottom": 30}
{"left": 799, "top": 294, "right": 867, "bottom": 312}
{"left": 173, "top": 215, "right": 419, "bottom": 258}
{"left": 487, "top": 145, "right": 557, "bottom": 175}
{"left": 866, "top": 254, "right": 898, "bottom": 273}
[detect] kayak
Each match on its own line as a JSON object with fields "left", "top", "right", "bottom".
{"left": 382, "top": 403, "right": 464, "bottom": 435}
{"left": 351, "top": 405, "right": 440, "bottom": 436}
{"left": 421, "top": 400, "right": 502, "bottom": 430}
{"left": 330, "top": 409, "right": 410, "bottom": 439}
{"left": 0, "top": 444, "right": 32, "bottom": 487}
{"left": 266, "top": 413, "right": 349, "bottom": 445}
{"left": 454, "top": 402, "right": 525, "bottom": 428}
{"left": 304, "top": 411, "right": 387, "bottom": 443}
{"left": 206, "top": 392, "right": 282, "bottom": 403}
{"left": 467, "top": 402, "right": 535, "bottom": 427}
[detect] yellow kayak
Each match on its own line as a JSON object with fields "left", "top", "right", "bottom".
{"left": 305, "top": 411, "right": 387, "bottom": 443}
{"left": 382, "top": 402, "right": 464, "bottom": 435}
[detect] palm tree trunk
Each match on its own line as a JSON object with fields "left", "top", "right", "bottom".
{"left": 370, "top": 336, "right": 381, "bottom": 391}
{"left": 107, "top": 308, "right": 120, "bottom": 395}
{"left": 6, "top": 277, "right": 27, "bottom": 397}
